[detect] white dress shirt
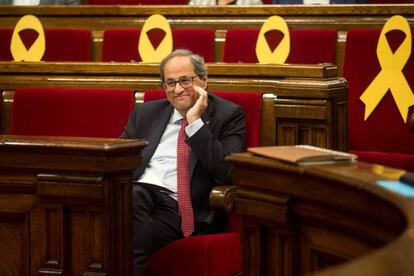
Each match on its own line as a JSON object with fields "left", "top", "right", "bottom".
{"left": 13, "top": 0, "right": 40, "bottom": 5}
{"left": 189, "top": 0, "right": 262, "bottom": 5}
{"left": 138, "top": 109, "right": 203, "bottom": 200}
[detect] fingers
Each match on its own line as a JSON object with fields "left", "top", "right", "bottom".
{"left": 186, "top": 86, "right": 208, "bottom": 124}
{"left": 193, "top": 85, "right": 208, "bottom": 99}
{"left": 193, "top": 85, "right": 208, "bottom": 107}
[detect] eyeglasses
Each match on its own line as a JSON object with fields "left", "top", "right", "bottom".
{"left": 163, "top": 75, "right": 199, "bottom": 92}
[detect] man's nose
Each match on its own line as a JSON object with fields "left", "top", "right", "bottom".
{"left": 174, "top": 82, "right": 185, "bottom": 93}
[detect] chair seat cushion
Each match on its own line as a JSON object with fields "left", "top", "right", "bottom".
{"left": 147, "top": 232, "right": 241, "bottom": 276}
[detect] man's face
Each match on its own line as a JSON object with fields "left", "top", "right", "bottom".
{"left": 163, "top": 55, "right": 206, "bottom": 116}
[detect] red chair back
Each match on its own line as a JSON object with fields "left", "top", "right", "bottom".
{"left": 369, "top": 0, "right": 409, "bottom": 3}
{"left": 88, "top": 0, "right": 187, "bottom": 4}
{"left": 223, "top": 29, "right": 337, "bottom": 64}
{"left": 102, "top": 29, "right": 215, "bottom": 62}
{"left": 12, "top": 88, "right": 133, "bottom": 138}
{"left": 0, "top": 29, "right": 91, "bottom": 61}
{"left": 343, "top": 28, "right": 414, "bottom": 171}
{"left": 144, "top": 90, "right": 262, "bottom": 148}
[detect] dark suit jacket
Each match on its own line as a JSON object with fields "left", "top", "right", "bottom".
{"left": 121, "top": 94, "right": 245, "bottom": 233}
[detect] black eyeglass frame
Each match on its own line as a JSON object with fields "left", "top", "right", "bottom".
{"left": 162, "top": 75, "right": 200, "bottom": 91}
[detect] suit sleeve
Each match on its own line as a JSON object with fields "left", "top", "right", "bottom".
{"left": 186, "top": 105, "right": 245, "bottom": 184}
{"left": 120, "top": 106, "right": 139, "bottom": 139}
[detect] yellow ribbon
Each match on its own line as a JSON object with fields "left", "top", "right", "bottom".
{"left": 10, "top": 15, "right": 45, "bottom": 62}
{"left": 256, "top": 16, "right": 290, "bottom": 64}
{"left": 138, "top": 14, "right": 173, "bottom": 63}
{"left": 372, "top": 164, "right": 405, "bottom": 179}
{"left": 360, "top": 15, "right": 414, "bottom": 123}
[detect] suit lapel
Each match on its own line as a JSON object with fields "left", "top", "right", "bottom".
{"left": 140, "top": 104, "right": 173, "bottom": 173}
{"left": 189, "top": 99, "right": 214, "bottom": 178}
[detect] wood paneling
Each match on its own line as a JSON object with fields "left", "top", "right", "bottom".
{"left": 226, "top": 152, "right": 412, "bottom": 276}
{"left": 0, "top": 135, "right": 146, "bottom": 275}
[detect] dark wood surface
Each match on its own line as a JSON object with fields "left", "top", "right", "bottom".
{"left": 0, "top": 61, "right": 347, "bottom": 150}
{"left": 0, "top": 4, "right": 413, "bottom": 72}
{"left": 0, "top": 135, "right": 147, "bottom": 276}
{"left": 227, "top": 152, "right": 414, "bottom": 276}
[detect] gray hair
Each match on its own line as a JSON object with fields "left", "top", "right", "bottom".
{"left": 160, "top": 49, "right": 208, "bottom": 82}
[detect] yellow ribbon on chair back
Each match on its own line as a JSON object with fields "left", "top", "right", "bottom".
{"left": 10, "top": 15, "right": 45, "bottom": 62}
{"left": 360, "top": 15, "right": 414, "bottom": 123}
{"left": 138, "top": 14, "right": 173, "bottom": 63}
{"left": 256, "top": 16, "right": 290, "bottom": 64}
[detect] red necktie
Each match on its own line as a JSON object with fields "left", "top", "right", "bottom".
{"left": 177, "top": 118, "right": 194, "bottom": 237}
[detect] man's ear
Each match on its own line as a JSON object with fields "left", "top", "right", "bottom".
{"left": 203, "top": 77, "right": 208, "bottom": 89}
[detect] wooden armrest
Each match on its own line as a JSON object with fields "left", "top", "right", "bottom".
{"left": 209, "top": 185, "right": 238, "bottom": 211}
{"left": 409, "top": 113, "right": 414, "bottom": 134}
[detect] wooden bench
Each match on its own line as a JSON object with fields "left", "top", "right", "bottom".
{"left": 0, "top": 61, "right": 348, "bottom": 150}
{"left": 0, "top": 5, "right": 413, "bottom": 74}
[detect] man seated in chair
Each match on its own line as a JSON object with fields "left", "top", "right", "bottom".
{"left": 121, "top": 49, "right": 245, "bottom": 275}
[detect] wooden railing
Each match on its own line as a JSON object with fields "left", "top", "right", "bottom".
{"left": 226, "top": 152, "right": 414, "bottom": 276}
{"left": 0, "top": 135, "right": 147, "bottom": 276}
{"left": 0, "top": 61, "right": 348, "bottom": 150}
{"left": 0, "top": 5, "right": 413, "bottom": 74}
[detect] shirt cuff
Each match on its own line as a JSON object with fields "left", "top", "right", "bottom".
{"left": 185, "top": 118, "right": 204, "bottom": 137}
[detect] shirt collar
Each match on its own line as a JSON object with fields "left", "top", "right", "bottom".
{"left": 171, "top": 109, "right": 185, "bottom": 124}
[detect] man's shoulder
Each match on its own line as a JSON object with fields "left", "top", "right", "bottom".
{"left": 209, "top": 93, "right": 243, "bottom": 111}
{"left": 209, "top": 93, "right": 240, "bottom": 108}
{"left": 208, "top": 93, "right": 244, "bottom": 118}
{"left": 139, "top": 99, "right": 170, "bottom": 110}
{"left": 132, "top": 99, "right": 172, "bottom": 120}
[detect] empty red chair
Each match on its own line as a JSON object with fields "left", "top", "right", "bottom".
{"left": 143, "top": 89, "right": 262, "bottom": 276}
{"left": 223, "top": 29, "right": 337, "bottom": 64}
{"left": 102, "top": 29, "right": 215, "bottom": 62}
{"left": 0, "top": 29, "right": 91, "bottom": 61}
{"left": 12, "top": 87, "right": 133, "bottom": 138}
{"left": 88, "top": 0, "right": 187, "bottom": 4}
{"left": 343, "top": 28, "right": 414, "bottom": 172}
{"left": 369, "top": 0, "right": 409, "bottom": 3}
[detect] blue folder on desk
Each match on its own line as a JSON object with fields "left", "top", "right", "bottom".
{"left": 378, "top": 180, "right": 414, "bottom": 198}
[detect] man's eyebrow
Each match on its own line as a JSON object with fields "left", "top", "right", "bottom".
{"left": 166, "top": 76, "right": 191, "bottom": 80}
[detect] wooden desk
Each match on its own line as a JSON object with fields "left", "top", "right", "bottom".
{"left": 227, "top": 152, "right": 414, "bottom": 276}
{"left": 0, "top": 135, "right": 147, "bottom": 276}
{"left": 1, "top": 4, "right": 413, "bottom": 73}
{"left": 0, "top": 61, "right": 348, "bottom": 150}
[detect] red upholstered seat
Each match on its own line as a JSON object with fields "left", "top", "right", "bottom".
{"left": 222, "top": 29, "right": 337, "bottom": 64}
{"left": 343, "top": 28, "right": 414, "bottom": 172}
{"left": 102, "top": 29, "right": 215, "bottom": 62}
{"left": 0, "top": 29, "right": 91, "bottom": 61}
{"left": 148, "top": 233, "right": 241, "bottom": 276}
{"left": 370, "top": 0, "right": 409, "bottom": 3}
{"left": 143, "top": 89, "right": 262, "bottom": 276}
{"left": 88, "top": 0, "right": 187, "bottom": 4}
{"left": 12, "top": 87, "right": 133, "bottom": 138}
{"left": 0, "top": 29, "right": 13, "bottom": 61}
